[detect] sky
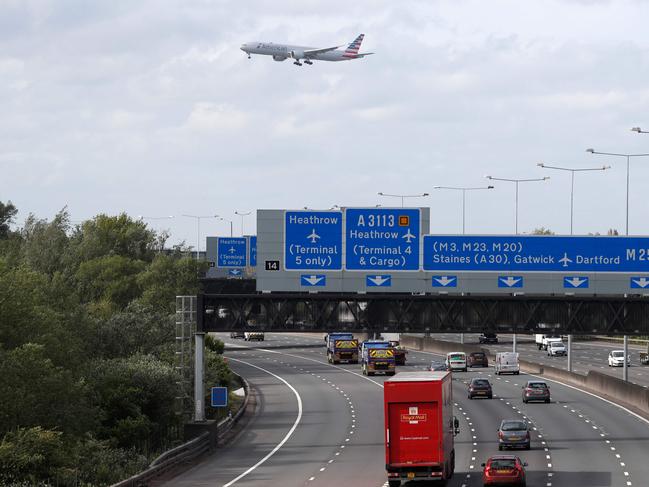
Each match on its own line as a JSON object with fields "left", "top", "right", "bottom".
{"left": 3, "top": 0, "right": 649, "bottom": 249}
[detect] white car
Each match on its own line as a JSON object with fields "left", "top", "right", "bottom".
{"left": 547, "top": 341, "right": 567, "bottom": 357}
{"left": 608, "top": 350, "right": 630, "bottom": 367}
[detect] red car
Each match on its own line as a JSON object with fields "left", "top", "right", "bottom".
{"left": 481, "top": 455, "right": 527, "bottom": 486}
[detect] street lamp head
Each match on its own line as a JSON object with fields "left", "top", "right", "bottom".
{"left": 631, "top": 127, "right": 642, "bottom": 133}
{"left": 602, "top": 165, "right": 611, "bottom": 170}
{"left": 586, "top": 148, "right": 595, "bottom": 153}
{"left": 377, "top": 192, "right": 384, "bottom": 196}
{"left": 536, "top": 162, "right": 545, "bottom": 167}
{"left": 487, "top": 185, "right": 495, "bottom": 189}
{"left": 433, "top": 186, "right": 441, "bottom": 189}
{"left": 484, "top": 175, "right": 492, "bottom": 179}
{"left": 422, "top": 192, "right": 430, "bottom": 196}
{"left": 542, "top": 177, "right": 550, "bottom": 181}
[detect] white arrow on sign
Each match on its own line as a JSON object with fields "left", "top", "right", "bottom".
{"left": 632, "top": 277, "right": 649, "bottom": 288}
{"left": 303, "top": 275, "right": 324, "bottom": 286}
{"left": 499, "top": 276, "right": 521, "bottom": 287}
{"left": 565, "top": 277, "right": 588, "bottom": 288}
{"left": 230, "top": 269, "right": 241, "bottom": 276}
{"left": 368, "top": 275, "right": 390, "bottom": 286}
{"left": 434, "top": 276, "right": 456, "bottom": 287}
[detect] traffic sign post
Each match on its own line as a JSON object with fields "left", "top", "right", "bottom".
{"left": 284, "top": 211, "right": 343, "bottom": 270}
{"left": 217, "top": 237, "right": 247, "bottom": 268}
{"left": 345, "top": 208, "right": 421, "bottom": 271}
{"left": 211, "top": 387, "right": 228, "bottom": 407}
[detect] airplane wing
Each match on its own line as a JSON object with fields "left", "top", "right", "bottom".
{"left": 354, "top": 52, "right": 374, "bottom": 58}
{"left": 303, "top": 45, "right": 342, "bottom": 57}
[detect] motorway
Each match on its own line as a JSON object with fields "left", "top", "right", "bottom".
{"left": 434, "top": 333, "right": 649, "bottom": 388}
{"left": 162, "top": 333, "right": 649, "bottom": 487}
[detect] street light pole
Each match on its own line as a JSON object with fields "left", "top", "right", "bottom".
{"left": 537, "top": 163, "right": 610, "bottom": 235}
{"left": 235, "top": 210, "right": 252, "bottom": 236}
{"left": 484, "top": 175, "right": 549, "bottom": 235}
{"left": 586, "top": 149, "right": 649, "bottom": 235}
{"left": 433, "top": 186, "right": 494, "bottom": 234}
{"left": 377, "top": 192, "right": 430, "bottom": 208}
{"left": 181, "top": 214, "right": 219, "bottom": 261}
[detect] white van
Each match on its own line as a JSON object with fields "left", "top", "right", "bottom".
{"left": 446, "top": 352, "right": 467, "bottom": 372}
{"left": 495, "top": 352, "right": 520, "bottom": 375}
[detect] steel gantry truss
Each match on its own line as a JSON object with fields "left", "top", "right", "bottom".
{"left": 197, "top": 283, "right": 649, "bottom": 335}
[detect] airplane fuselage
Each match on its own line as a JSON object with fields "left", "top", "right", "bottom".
{"left": 241, "top": 42, "right": 362, "bottom": 62}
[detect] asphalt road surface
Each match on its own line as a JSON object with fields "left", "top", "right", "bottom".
{"left": 434, "top": 333, "right": 649, "bottom": 388}
{"left": 160, "top": 333, "right": 649, "bottom": 487}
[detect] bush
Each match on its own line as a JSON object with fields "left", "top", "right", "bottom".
{"left": 205, "top": 335, "right": 225, "bottom": 354}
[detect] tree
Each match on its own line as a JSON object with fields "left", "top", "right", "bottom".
{"left": 531, "top": 227, "right": 554, "bottom": 235}
{"left": 0, "top": 201, "right": 17, "bottom": 239}
{"left": 21, "top": 209, "right": 72, "bottom": 276}
{"left": 73, "top": 214, "right": 157, "bottom": 263}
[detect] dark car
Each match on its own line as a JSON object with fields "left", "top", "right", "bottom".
{"left": 468, "top": 351, "right": 489, "bottom": 368}
{"left": 479, "top": 333, "right": 498, "bottom": 344}
{"left": 482, "top": 455, "right": 528, "bottom": 486}
{"left": 230, "top": 331, "right": 245, "bottom": 339}
{"left": 429, "top": 360, "right": 448, "bottom": 371}
{"left": 521, "top": 380, "right": 550, "bottom": 403}
{"left": 497, "top": 420, "right": 531, "bottom": 450}
{"left": 468, "top": 378, "right": 493, "bottom": 399}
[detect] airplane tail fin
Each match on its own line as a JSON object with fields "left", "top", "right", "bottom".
{"left": 343, "top": 34, "right": 364, "bottom": 58}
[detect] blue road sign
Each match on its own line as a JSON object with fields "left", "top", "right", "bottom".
{"left": 285, "top": 211, "right": 342, "bottom": 270}
{"left": 432, "top": 275, "right": 457, "bottom": 288}
{"left": 630, "top": 277, "right": 649, "bottom": 289}
{"left": 301, "top": 274, "right": 326, "bottom": 287}
{"left": 564, "top": 276, "right": 589, "bottom": 288}
{"left": 228, "top": 269, "right": 243, "bottom": 277}
{"left": 211, "top": 387, "right": 228, "bottom": 407}
{"left": 423, "top": 235, "right": 649, "bottom": 273}
{"left": 217, "top": 237, "right": 247, "bottom": 268}
{"left": 366, "top": 275, "right": 392, "bottom": 287}
{"left": 345, "top": 208, "right": 421, "bottom": 271}
{"left": 498, "top": 276, "right": 523, "bottom": 288}
{"left": 249, "top": 236, "right": 257, "bottom": 267}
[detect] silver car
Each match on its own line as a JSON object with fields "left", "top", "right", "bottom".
{"left": 498, "top": 420, "right": 531, "bottom": 451}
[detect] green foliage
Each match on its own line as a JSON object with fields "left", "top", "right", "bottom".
{"left": 531, "top": 227, "right": 554, "bottom": 235}
{"left": 137, "top": 254, "right": 205, "bottom": 312}
{"left": 76, "top": 255, "right": 146, "bottom": 312}
{"left": 205, "top": 349, "right": 232, "bottom": 388}
{"left": 89, "top": 354, "right": 181, "bottom": 450}
{"left": 21, "top": 209, "right": 72, "bottom": 276}
{"left": 0, "top": 344, "right": 97, "bottom": 437}
{"left": 74, "top": 213, "right": 156, "bottom": 262}
{"left": 205, "top": 335, "right": 225, "bottom": 354}
{"left": 0, "top": 200, "right": 17, "bottom": 239}
{"left": 0, "top": 427, "right": 67, "bottom": 485}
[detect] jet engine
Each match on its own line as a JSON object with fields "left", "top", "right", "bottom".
{"left": 289, "top": 50, "right": 304, "bottom": 60}
{"left": 272, "top": 55, "right": 287, "bottom": 61}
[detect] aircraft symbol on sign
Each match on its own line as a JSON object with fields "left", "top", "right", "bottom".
{"left": 228, "top": 247, "right": 237, "bottom": 254}
{"left": 630, "top": 277, "right": 649, "bottom": 289}
{"left": 559, "top": 253, "right": 573, "bottom": 268}
{"left": 402, "top": 229, "right": 416, "bottom": 243}
{"left": 564, "top": 276, "right": 589, "bottom": 288}
{"left": 307, "top": 229, "right": 321, "bottom": 243}
{"left": 432, "top": 276, "right": 457, "bottom": 287}
{"left": 301, "top": 275, "right": 326, "bottom": 286}
{"left": 367, "top": 275, "right": 392, "bottom": 287}
{"left": 498, "top": 276, "right": 523, "bottom": 288}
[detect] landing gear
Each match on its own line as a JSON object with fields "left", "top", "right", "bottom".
{"left": 304, "top": 59, "right": 313, "bottom": 65}
{"left": 247, "top": 54, "right": 251, "bottom": 59}
{"left": 293, "top": 60, "right": 302, "bottom": 66}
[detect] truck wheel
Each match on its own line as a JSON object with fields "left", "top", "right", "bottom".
{"left": 388, "top": 481, "right": 400, "bottom": 487}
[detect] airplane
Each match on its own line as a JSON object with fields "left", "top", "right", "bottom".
{"left": 559, "top": 253, "right": 573, "bottom": 267}
{"left": 402, "top": 229, "right": 416, "bottom": 243}
{"left": 228, "top": 247, "right": 237, "bottom": 254}
{"left": 240, "top": 34, "right": 373, "bottom": 66}
{"left": 307, "top": 229, "right": 321, "bottom": 243}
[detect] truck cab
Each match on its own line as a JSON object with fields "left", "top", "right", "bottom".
{"left": 326, "top": 333, "right": 359, "bottom": 364}
{"left": 361, "top": 341, "right": 396, "bottom": 376}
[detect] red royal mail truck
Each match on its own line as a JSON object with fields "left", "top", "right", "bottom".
{"left": 384, "top": 371, "right": 459, "bottom": 486}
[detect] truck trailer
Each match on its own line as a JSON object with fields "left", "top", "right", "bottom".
{"left": 384, "top": 371, "right": 458, "bottom": 486}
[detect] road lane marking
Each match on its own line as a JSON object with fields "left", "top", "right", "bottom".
{"left": 223, "top": 358, "right": 303, "bottom": 487}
